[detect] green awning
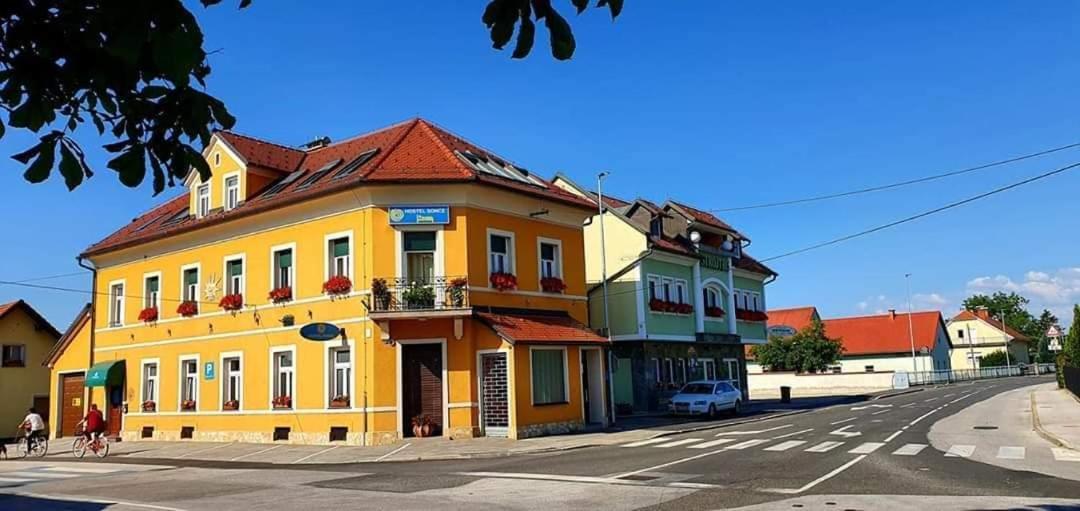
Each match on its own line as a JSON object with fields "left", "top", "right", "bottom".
{"left": 86, "top": 360, "right": 125, "bottom": 388}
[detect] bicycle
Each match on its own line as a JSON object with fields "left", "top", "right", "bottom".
{"left": 15, "top": 427, "right": 48, "bottom": 458}
{"left": 72, "top": 426, "right": 109, "bottom": 458}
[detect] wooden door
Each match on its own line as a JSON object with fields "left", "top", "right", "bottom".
{"left": 60, "top": 374, "right": 85, "bottom": 438}
{"left": 403, "top": 344, "right": 443, "bottom": 436}
{"left": 107, "top": 385, "right": 123, "bottom": 437}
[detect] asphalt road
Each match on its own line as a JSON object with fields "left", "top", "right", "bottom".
{"left": 3, "top": 376, "right": 1077, "bottom": 511}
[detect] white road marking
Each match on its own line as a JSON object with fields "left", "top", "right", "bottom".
{"left": 725, "top": 439, "right": 769, "bottom": 450}
{"left": 884, "top": 430, "right": 904, "bottom": 442}
{"left": 654, "top": 438, "right": 704, "bottom": 448}
{"left": 292, "top": 445, "right": 339, "bottom": 464}
{"left": 849, "top": 442, "right": 885, "bottom": 454}
{"left": 669, "top": 481, "right": 720, "bottom": 489}
{"left": 772, "top": 428, "right": 814, "bottom": 439}
{"left": 871, "top": 419, "right": 884, "bottom": 423}
{"left": 1052, "top": 448, "right": 1080, "bottom": 462}
{"left": 871, "top": 409, "right": 891, "bottom": 416}
{"left": 42, "top": 466, "right": 121, "bottom": 474}
{"left": 805, "top": 441, "right": 845, "bottom": 453}
{"left": 610, "top": 447, "right": 729, "bottom": 480}
{"left": 229, "top": 444, "right": 284, "bottom": 461}
{"left": 687, "top": 438, "right": 736, "bottom": 449}
{"left": 13, "top": 472, "right": 78, "bottom": 479}
{"left": 622, "top": 438, "right": 669, "bottom": 448}
{"left": 943, "top": 393, "right": 955, "bottom": 398}
{"left": 829, "top": 417, "right": 857, "bottom": 425}
{"left": 0, "top": 476, "right": 36, "bottom": 484}
{"left": 909, "top": 407, "right": 942, "bottom": 426}
{"left": 765, "top": 440, "right": 807, "bottom": 452}
{"left": 997, "top": 446, "right": 1025, "bottom": 460}
{"left": 715, "top": 424, "right": 792, "bottom": 437}
{"left": 764, "top": 455, "right": 868, "bottom": 494}
{"left": 374, "top": 442, "right": 412, "bottom": 462}
{"left": 829, "top": 425, "right": 861, "bottom": 438}
{"left": 177, "top": 442, "right": 235, "bottom": 458}
{"left": 949, "top": 393, "right": 974, "bottom": 404}
{"left": 461, "top": 472, "right": 628, "bottom": 485}
{"left": 945, "top": 445, "right": 976, "bottom": 458}
{"left": 924, "top": 397, "right": 939, "bottom": 402}
{"left": 900, "top": 403, "right": 916, "bottom": 408}
{"left": 892, "top": 443, "right": 928, "bottom": 456}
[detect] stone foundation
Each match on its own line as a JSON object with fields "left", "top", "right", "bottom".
{"left": 515, "top": 420, "right": 584, "bottom": 439}
{"left": 121, "top": 429, "right": 383, "bottom": 446}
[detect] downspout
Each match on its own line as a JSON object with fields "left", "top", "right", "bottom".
{"left": 76, "top": 256, "right": 98, "bottom": 370}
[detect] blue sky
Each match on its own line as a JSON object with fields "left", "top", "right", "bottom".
{"left": 3, "top": 1, "right": 1080, "bottom": 327}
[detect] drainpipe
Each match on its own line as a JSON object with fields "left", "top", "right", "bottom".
{"left": 77, "top": 256, "right": 98, "bottom": 421}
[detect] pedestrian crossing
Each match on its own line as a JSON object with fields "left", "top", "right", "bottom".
{"left": 0, "top": 464, "right": 133, "bottom": 488}
{"left": 619, "top": 436, "right": 1080, "bottom": 463}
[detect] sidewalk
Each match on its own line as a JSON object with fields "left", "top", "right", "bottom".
{"left": 1031, "top": 385, "right": 1080, "bottom": 451}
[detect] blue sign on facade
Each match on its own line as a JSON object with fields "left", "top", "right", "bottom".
{"left": 300, "top": 322, "right": 342, "bottom": 342}
{"left": 204, "top": 361, "right": 215, "bottom": 380}
{"left": 388, "top": 204, "right": 450, "bottom": 225}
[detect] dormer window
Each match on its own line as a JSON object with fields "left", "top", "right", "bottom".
{"left": 224, "top": 175, "right": 239, "bottom": 211}
{"left": 649, "top": 218, "right": 662, "bottom": 237}
{"left": 196, "top": 183, "right": 210, "bottom": 218}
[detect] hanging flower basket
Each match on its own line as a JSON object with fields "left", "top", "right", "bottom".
{"left": 272, "top": 395, "right": 292, "bottom": 409}
{"left": 705, "top": 306, "right": 726, "bottom": 318}
{"left": 181, "top": 399, "right": 197, "bottom": 411}
{"left": 138, "top": 306, "right": 159, "bottom": 323}
{"left": 176, "top": 300, "right": 199, "bottom": 317}
{"left": 490, "top": 272, "right": 517, "bottom": 291}
{"left": 223, "top": 400, "right": 240, "bottom": 411}
{"left": 268, "top": 286, "right": 292, "bottom": 304}
{"left": 447, "top": 277, "right": 468, "bottom": 307}
{"left": 323, "top": 275, "right": 353, "bottom": 297}
{"left": 141, "top": 400, "right": 156, "bottom": 413}
{"left": 219, "top": 293, "right": 244, "bottom": 312}
{"left": 540, "top": 277, "right": 567, "bottom": 293}
{"left": 330, "top": 395, "right": 350, "bottom": 409}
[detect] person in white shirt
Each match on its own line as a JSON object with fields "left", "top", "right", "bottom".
{"left": 19, "top": 408, "right": 46, "bottom": 444}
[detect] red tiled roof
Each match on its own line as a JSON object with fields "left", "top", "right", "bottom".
{"left": 667, "top": 201, "right": 737, "bottom": 233}
{"left": 950, "top": 309, "right": 1030, "bottom": 342}
{"left": 822, "top": 311, "right": 946, "bottom": 356}
{"left": 83, "top": 118, "right": 595, "bottom": 256}
{"left": 476, "top": 309, "right": 608, "bottom": 345}
{"left": 735, "top": 253, "right": 777, "bottom": 277}
{"left": 0, "top": 300, "right": 61, "bottom": 339}
{"left": 767, "top": 307, "right": 819, "bottom": 332}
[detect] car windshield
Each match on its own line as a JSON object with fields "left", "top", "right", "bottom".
{"left": 680, "top": 383, "right": 715, "bottom": 394}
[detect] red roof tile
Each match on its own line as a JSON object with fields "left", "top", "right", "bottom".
{"left": 734, "top": 253, "right": 777, "bottom": 277}
{"left": 476, "top": 309, "right": 608, "bottom": 345}
{"left": 83, "top": 118, "right": 595, "bottom": 256}
{"left": 950, "top": 309, "right": 1030, "bottom": 342}
{"left": 767, "top": 307, "right": 819, "bottom": 332}
{"left": 667, "top": 201, "right": 737, "bottom": 233}
{"left": 822, "top": 311, "right": 946, "bottom": 356}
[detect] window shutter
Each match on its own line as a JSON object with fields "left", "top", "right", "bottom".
{"left": 184, "top": 270, "right": 198, "bottom": 286}
{"left": 332, "top": 239, "right": 349, "bottom": 257}
{"left": 227, "top": 260, "right": 242, "bottom": 279}
{"left": 277, "top": 251, "right": 292, "bottom": 268}
{"left": 147, "top": 278, "right": 159, "bottom": 293}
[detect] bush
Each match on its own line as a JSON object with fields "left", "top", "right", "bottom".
{"left": 980, "top": 350, "right": 1008, "bottom": 368}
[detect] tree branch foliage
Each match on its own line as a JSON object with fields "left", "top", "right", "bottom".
{"left": 483, "top": 0, "right": 622, "bottom": 60}
{"left": 751, "top": 319, "right": 844, "bottom": 374}
{"left": 962, "top": 291, "right": 1059, "bottom": 362}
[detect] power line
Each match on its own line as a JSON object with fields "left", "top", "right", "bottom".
{"left": 6, "top": 271, "right": 87, "bottom": 284}
{"left": 711, "top": 141, "right": 1080, "bottom": 212}
{"left": 758, "top": 160, "right": 1080, "bottom": 263}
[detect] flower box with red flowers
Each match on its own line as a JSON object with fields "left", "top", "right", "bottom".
{"left": 673, "top": 303, "right": 694, "bottom": 315}
{"left": 330, "top": 395, "right": 350, "bottom": 409}
{"left": 138, "top": 306, "right": 159, "bottom": 323}
{"left": 176, "top": 300, "right": 199, "bottom": 317}
{"left": 649, "top": 298, "right": 667, "bottom": 311}
{"left": 705, "top": 306, "right": 726, "bottom": 318}
{"left": 268, "top": 286, "right": 292, "bottom": 304}
{"left": 141, "top": 400, "right": 156, "bottom": 413}
{"left": 219, "top": 293, "right": 243, "bottom": 312}
{"left": 181, "top": 400, "right": 197, "bottom": 411}
{"left": 489, "top": 272, "right": 517, "bottom": 291}
{"left": 223, "top": 400, "right": 240, "bottom": 411}
{"left": 272, "top": 395, "right": 292, "bottom": 409}
{"left": 322, "top": 275, "right": 352, "bottom": 296}
{"left": 540, "top": 277, "right": 567, "bottom": 293}
{"left": 736, "top": 309, "right": 769, "bottom": 322}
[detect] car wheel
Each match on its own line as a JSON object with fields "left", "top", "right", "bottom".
{"left": 707, "top": 404, "right": 717, "bottom": 419}
{"left": 732, "top": 400, "right": 742, "bottom": 416}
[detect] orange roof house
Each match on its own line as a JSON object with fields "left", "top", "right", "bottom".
{"left": 823, "top": 310, "right": 949, "bottom": 357}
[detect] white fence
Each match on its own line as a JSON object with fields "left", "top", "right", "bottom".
{"left": 908, "top": 363, "right": 1055, "bottom": 386}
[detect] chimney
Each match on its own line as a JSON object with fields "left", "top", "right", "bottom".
{"left": 974, "top": 307, "right": 990, "bottom": 320}
{"left": 888, "top": 309, "right": 896, "bottom": 319}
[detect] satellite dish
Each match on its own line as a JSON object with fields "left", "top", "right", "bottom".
{"left": 689, "top": 230, "right": 701, "bottom": 243}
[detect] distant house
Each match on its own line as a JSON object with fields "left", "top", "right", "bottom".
{"left": 947, "top": 309, "right": 1031, "bottom": 368}
{"left": 766, "top": 306, "right": 821, "bottom": 338}
{"left": 0, "top": 300, "right": 61, "bottom": 439}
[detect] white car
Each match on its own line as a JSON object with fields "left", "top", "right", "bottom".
{"left": 668, "top": 380, "right": 743, "bottom": 418}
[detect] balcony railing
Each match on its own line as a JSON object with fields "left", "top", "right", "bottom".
{"left": 367, "top": 276, "right": 471, "bottom": 316}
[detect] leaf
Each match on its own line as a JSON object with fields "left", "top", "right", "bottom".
{"left": 511, "top": 17, "right": 536, "bottom": 59}
{"left": 0, "top": 121, "right": 4, "bottom": 141}
{"left": 184, "top": 145, "right": 212, "bottom": 182}
{"left": 103, "top": 140, "right": 130, "bottom": 153}
{"left": 545, "top": 10, "right": 576, "bottom": 60}
{"left": 571, "top": 0, "right": 588, "bottom": 14}
{"left": 207, "top": 97, "right": 236, "bottom": 129}
{"left": 11, "top": 144, "right": 42, "bottom": 165}
{"left": 58, "top": 140, "right": 86, "bottom": 191}
{"left": 107, "top": 145, "right": 148, "bottom": 188}
{"left": 23, "top": 137, "right": 58, "bottom": 184}
{"left": 149, "top": 155, "right": 166, "bottom": 195}
{"left": 239, "top": 0, "right": 253, "bottom": 7}
{"left": 142, "top": 85, "right": 171, "bottom": 99}
{"left": 482, "top": 0, "right": 501, "bottom": 26}
{"left": 597, "top": 0, "right": 623, "bottom": 18}
{"left": 151, "top": 29, "right": 203, "bottom": 84}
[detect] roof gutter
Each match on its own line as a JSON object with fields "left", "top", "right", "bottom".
{"left": 77, "top": 256, "right": 97, "bottom": 369}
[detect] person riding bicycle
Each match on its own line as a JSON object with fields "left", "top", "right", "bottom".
{"left": 18, "top": 407, "right": 46, "bottom": 445}
{"left": 76, "top": 404, "right": 106, "bottom": 443}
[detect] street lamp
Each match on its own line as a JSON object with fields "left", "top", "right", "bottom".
{"left": 597, "top": 171, "right": 615, "bottom": 426}
{"left": 905, "top": 273, "right": 917, "bottom": 374}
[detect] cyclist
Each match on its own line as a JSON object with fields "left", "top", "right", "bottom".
{"left": 18, "top": 407, "right": 46, "bottom": 446}
{"left": 77, "top": 404, "right": 106, "bottom": 444}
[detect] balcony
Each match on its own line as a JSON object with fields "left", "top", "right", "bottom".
{"left": 366, "top": 276, "right": 472, "bottom": 320}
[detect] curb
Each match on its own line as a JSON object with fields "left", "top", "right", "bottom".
{"left": 872, "top": 388, "right": 925, "bottom": 400}
{"left": 1030, "top": 390, "right": 1078, "bottom": 452}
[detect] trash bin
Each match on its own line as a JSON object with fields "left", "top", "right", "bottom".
{"left": 780, "top": 386, "right": 791, "bottom": 404}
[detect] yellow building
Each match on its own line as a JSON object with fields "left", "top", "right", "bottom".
{"left": 0, "top": 300, "right": 60, "bottom": 439}
{"left": 947, "top": 308, "right": 1031, "bottom": 369}
{"left": 49, "top": 118, "right": 609, "bottom": 445}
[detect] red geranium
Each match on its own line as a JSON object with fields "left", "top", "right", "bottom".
{"left": 674, "top": 303, "right": 694, "bottom": 315}
{"left": 323, "top": 275, "right": 352, "bottom": 296}
{"left": 181, "top": 400, "right": 197, "bottom": 411}
{"left": 490, "top": 272, "right": 517, "bottom": 291}
{"left": 177, "top": 300, "right": 199, "bottom": 317}
{"left": 272, "top": 395, "right": 292, "bottom": 409}
{"left": 219, "top": 293, "right": 243, "bottom": 311}
{"left": 540, "top": 277, "right": 567, "bottom": 293}
{"left": 138, "top": 306, "right": 159, "bottom": 323}
{"left": 705, "top": 306, "right": 726, "bottom": 318}
{"left": 268, "top": 286, "right": 292, "bottom": 304}
{"left": 141, "top": 400, "right": 156, "bottom": 412}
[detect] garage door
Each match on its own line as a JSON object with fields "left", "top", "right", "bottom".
{"left": 60, "top": 373, "right": 85, "bottom": 438}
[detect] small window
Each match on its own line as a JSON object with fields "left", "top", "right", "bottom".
{"left": 647, "top": 276, "right": 661, "bottom": 301}
{"left": 144, "top": 275, "right": 160, "bottom": 310}
{"left": 142, "top": 362, "right": 158, "bottom": 407}
{"left": 649, "top": 218, "right": 662, "bottom": 237}
{"left": 182, "top": 268, "right": 199, "bottom": 303}
{"left": 180, "top": 426, "right": 194, "bottom": 439}
{"left": 181, "top": 359, "right": 198, "bottom": 410}
{"left": 214, "top": 152, "right": 221, "bottom": 166}
{"left": 329, "top": 426, "right": 348, "bottom": 442}
{"left": 489, "top": 233, "right": 513, "bottom": 274}
{"left": 273, "top": 427, "right": 290, "bottom": 441}
{"left": 225, "top": 258, "right": 244, "bottom": 296}
{"left": 141, "top": 426, "right": 154, "bottom": 439}
{"left": 196, "top": 183, "right": 210, "bottom": 218}
{"left": 109, "top": 282, "right": 124, "bottom": 326}
{"left": 273, "top": 248, "right": 294, "bottom": 293}
{"left": 674, "top": 280, "right": 687, "bottom": 304}
{"left": 1, "top": 345, "right": 26, "bottom": 367}
{"left": 273, "top": 350, "right": 294, "bottom": 409}
{"left": 663, "top": 358, "right": 674, "bottom": 384}
{"left": 329, "top": 347, "right": 352, "bottom": 408}
{"left": 328, "top": 237, "right": 351, "bottom": 279}
{"left": 540, "top": 241, "right": 560, "bottom": 279}
{"left": 224, "top": 175, "right": 240, "bottom": 211}
{"left": 956, "top": 329, "right": 964, "bottom": 339}
{"left": 864, "top": 365, "right": 875, "bottom": 373}
{"left": 652, "top": 357, "right": 661, "bottom": 383}
{"left": 223, "top": 357, "right": 241, "bottom": 410}
{"left": 662, "top": 278, "right": 673, "bottom": 303}
{"left": 531, "top": 349, "right": 567, "bottom": 405}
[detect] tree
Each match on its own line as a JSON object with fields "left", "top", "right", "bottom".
{"left": 979, "top": 350, "right": 1008, "bottom": 368}
{"left": 1032, "top": 309, "right": 1059, "bottom": 363}
{"left": 1058, "top": 305, "right": 1080, "bottom": 388}
{"left": 963, "top": 292, "right": 1039, "bottom": 339}
{"left": 2, "top": 1, "right": 620, "bottom": 195}
{"left": 751, "top": 319, "right": 844, "bottom": 373}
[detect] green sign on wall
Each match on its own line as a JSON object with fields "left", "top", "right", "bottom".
{"left": 698, "top": 252, "right": 729, "bottom": 271}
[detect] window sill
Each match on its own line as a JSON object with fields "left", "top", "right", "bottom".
{"left": 1, "top": 363, "right": 26, "bottom": 368}
{"left": 648, "top": 311, "right": 693, "bottom": 317}
{"left": 532, "top": 401, "right": 570, "bottom": 407}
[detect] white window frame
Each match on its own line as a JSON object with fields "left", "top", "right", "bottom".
{"left": 724, "top": 358, "right": 740, "bottom": 388}
{"left": 528, "top": 346, "right": 570, "bottom": 406}
{"left": 179, "top": 263, "right": 201, "bottom": 304}
{"left": 107, "top": 279, "right": 125, "bottom": 327}
{"left": 486, "top": 228, "right": 516, "bottom": 276}
{"left": 664, "top": 358, "right": 674, "bottom": 384}
{"left": 178, "top": 355, "right": 200, "bottom": 411}
{"left": 651, "top": 357, "right": 661, "bottom": 383}
{"left": 647, "top": 275, "right": 661, "bottom": 301}
{"left": 196, "top": 183, "right": 211, "bottom": 218}
{"left": 223, "top": 253, "right": 246, "bottom": 298}
{"left": 677, "top": 358, "right": 687, "bottom": 384}
{"left": 269, "top": 346, "right": 296, "bottom": 411}
{"left": 326, "top": 342, "right": 355, "bottom": 409}
{"left": 140, "top": 358, "right": 160, "bottom": 411}
{"left": 142, "top": 272, "right": 162, "bottom": 311}
{"left": 270, "top": 243, "right": 297, "bottom": 296}
{"left": 537, "top": 237, "right": 563, "bottom": 281}
{"left": 661, "top": 277, "right": 674, "bottom": 303}
{"left": 220, "top": 352, "right": 243, "bottom": 411}
{"left": 223, "top": 172, "right": 240, "bottom": 211}
{"left": 2, "top": 344, "right": 26, "bottom": 366}
{"left": 674, "top": 279, "right": 688, "bottom": 304}
{"left": 323, "top": 231, "right": 354, "bottom": 282}
{"left": 701, "top": 358, "right": 717, "bottom": 380}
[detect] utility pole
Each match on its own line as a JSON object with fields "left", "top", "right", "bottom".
{"left": 999, "top": 312, "right": 1012, "bottom": 370}
{"left": 905, "top": 273, "right": 918, "bottom": 374}
{"left": 597, "top": 171, "right": 615, "bottom": 427}
{"left": 967, "top": 323, "right": 977, "bottom": 371}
